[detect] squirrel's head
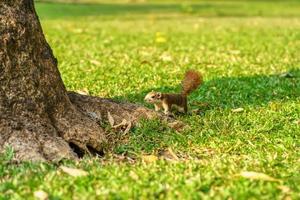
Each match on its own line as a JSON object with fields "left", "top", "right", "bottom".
{"left": 144, "top": 91, "right": 162, "bottom": 103}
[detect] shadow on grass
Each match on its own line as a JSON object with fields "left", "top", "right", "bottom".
{"left": 35, "top": 1, "right": 300, "bottom": 19}
{"left": 118, "top": 69, "right": 300, "bottom": 111}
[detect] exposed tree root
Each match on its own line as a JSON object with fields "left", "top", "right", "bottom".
{"left": 68, "top": 92, "right": 159, "bottom": 126}
{"left": 0, "top": 92, "right": 166, "bottom": 162}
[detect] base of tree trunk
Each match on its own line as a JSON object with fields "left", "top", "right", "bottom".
{"left": 1, "top": 92, "right": 161, "bottom": 162}
{"left": 0, "top": 0, "right": 176, "bottom": 163}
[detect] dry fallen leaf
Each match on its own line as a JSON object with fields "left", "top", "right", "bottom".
{"left": 277, "top": 185, "right": 291, "bottom": 193}
{"left": 123, "top": 121, "right": 132, "bottom": 135}
{"left": 140, "top": 60, "right": 152, "bottom": 65}
{"left": 90, "top": 60, "right": 100, "bottom": 65}
{"left": 293, "top": 119, "right": 300, "bottom": 125}
{"left": 60, "top": 166, "right": 88, "bottom": 177}
{"left": 159, "top": 148, "right": 179, "bottom": 162}
{"left": 34, "top": 190, "right": 48, "bottom": 200}
{"left": 112, "top": 119, "right": 127, "bottom": 129}
{"left": 283, "top": 196, "right": 292, "bottom": 200}
{"left": 129, "top": 171, "right": 139, "bottom": 180}
{"left": 232, "top": 108, "right": 244, "bottom": 113}
{"left": 167, "top": 121, "right": 186, "bottom": 132}
{"left": 160, "top": 53, "right": 173, "bottom": 62}
{"left": 279, "top": 72, "right": 294, "bottom": 78}
{"left": 142, "top": 155, "right": 158, "bottom": 163}
{"left": 240, "top": 171, "right": 280, "bottom": 182}
{"left": 191, "top": 146, "right": 215, "bottom": 157}
{"left": 76, "top": 88, "right": 89, "bottom": 95}
{"left": 107, "top": 111, "right": 114, "bottom": 127}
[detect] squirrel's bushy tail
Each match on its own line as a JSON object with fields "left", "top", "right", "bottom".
{"left": 181, "top": 70, "right": 202, "bottom": 96}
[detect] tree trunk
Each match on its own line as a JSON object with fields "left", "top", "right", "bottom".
{"left": 0, "top": 0, "right": 158, "bottom": 162}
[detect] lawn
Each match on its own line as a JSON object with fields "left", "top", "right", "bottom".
{"left": 1, "top": 0, "right": 300, "bottom": 199}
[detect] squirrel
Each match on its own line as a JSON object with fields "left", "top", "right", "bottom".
{"left": 144, "top": 70, "right": 202, "bottom": 115}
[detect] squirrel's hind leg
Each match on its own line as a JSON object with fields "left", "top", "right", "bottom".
{"left": 183, "top": 97, "right": 188, "bottom": 113}
{"left": 177, "top": 106, "right": 185, "bottom": 113}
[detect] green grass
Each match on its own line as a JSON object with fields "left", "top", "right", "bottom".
{"left": 1, "top": 0, "right": 300, "bottom": 199}
{"left": 37, "top": 0, "right": 300, "bottom": 19}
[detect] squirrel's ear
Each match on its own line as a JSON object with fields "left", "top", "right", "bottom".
{"left": 156, "top": 92, "right": 162, "bottom": 99}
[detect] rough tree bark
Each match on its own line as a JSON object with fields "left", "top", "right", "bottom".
{"left": 0, "top": 0, "right": 158, "bottom": 162}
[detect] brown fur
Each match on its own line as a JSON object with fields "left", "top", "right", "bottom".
{"left": 181, "top": 70, "right": 202, "bottom": 96}
{"left": 144, "top": 70, "right": 202, "bottom": 115}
